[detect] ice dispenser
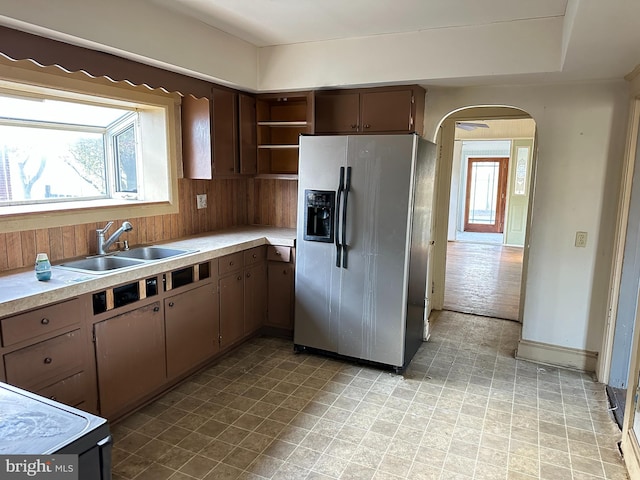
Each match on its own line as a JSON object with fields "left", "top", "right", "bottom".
{"left": 304, "top": 189, "right": 335, "bottom": 242}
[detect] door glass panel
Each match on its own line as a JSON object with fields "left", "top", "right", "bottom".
{"left": 468, "top": 161, "right": 499, "bottom": 225}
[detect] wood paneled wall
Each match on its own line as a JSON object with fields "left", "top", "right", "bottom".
{"left": 0, "top": 176, "right": 298, "bottom": 273}
{"left": 248, "top": 178, "right": 298, "bottom": 228}
{"left": 0, "top": 178, "right": 249, "bottom": 273}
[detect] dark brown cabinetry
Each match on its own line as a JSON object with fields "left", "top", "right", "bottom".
{"left": 256, "top": 92, "right": 314, "bottom": 176}
{"left": 165, "top": 282, "right": 219, "bottom": 379}
{"left": 93, "top": 301, "right": 166, "bottom": 419}
{"left": 315, "top": 85, "right": 425, "bottom": 135}
{"left": 218, "top": 246, "right": 267, "bottom": 348}
{"left": 0, "top": 298, "right": 97, "bottom": 412}
{"left": 266, "top": 246, "right": 295, "bottom": 331}
{"left": 182, "top": 88, "right": 257, "bottom": 178}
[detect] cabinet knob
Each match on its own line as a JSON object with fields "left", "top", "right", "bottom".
{"left": 168, "top": 302, "right": 175, "bottom": 307}
{"left": 275, "top": 251, "right": 281, "bottom": 256}
{"left": 41, "top": 318, "right": 50, "bottom": 325}
{"left": 364, "top": 124, "right": 371, "bottom": 129}
{"left": 350, "top": 124, "right": 358, "bottom": 129}
{"left": 252, "top": 254, "right": 257, "bottom": 258}
{"left": 237, "top": 275, "right": 242, "bottom": 281}
{"left": 246, "top": 272, "right": 251, "bottom": 278}
{"left": 282, "top": 269, "right": 288, "bottom": 275}
{"left": 153, "top": 306, "right": 160, "bottom": 312}
{"left": 44, "top": 357, "right": 52, "bottom": 364}
{"left": 229, "top": 261, "right": 234, "bottom": 266}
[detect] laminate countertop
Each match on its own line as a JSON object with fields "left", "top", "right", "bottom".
{"left": 0, "top": 226, "right": 296, "bottom": 318}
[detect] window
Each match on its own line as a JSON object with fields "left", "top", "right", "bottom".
{"left": 0, "top": 60, "right": 180, "bottom": 233}
{"left": 0, "top": 95, "right": 139, "bottom": 205}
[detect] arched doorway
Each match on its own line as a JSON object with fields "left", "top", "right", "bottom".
{"left": 430, "top": 106, "right": 537, "bottom": 327}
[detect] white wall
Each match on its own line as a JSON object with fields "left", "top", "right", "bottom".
{"left": 425, "top": 82, "right": 628, "bottom": 352}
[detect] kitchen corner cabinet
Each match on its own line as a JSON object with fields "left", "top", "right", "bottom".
{"left": 256, "top": 91, "right": 314, "bottom": 176}
{"left": 0, "top": 297, "right": 97, "bottom": 412}
{"left": 266, "top": 246, "right": 295, "bottom": 331}
{"left": 218, "top": 246, "right": 267, "bottom": 348}
{"left": 315, "top": 85, "right": 425, "bottom": 135}
{"left": 182, "top": 88, "right": 257, "bottom": 179}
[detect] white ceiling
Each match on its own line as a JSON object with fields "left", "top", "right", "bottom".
{"left": 149, "top": 0, "right": 568, "bottom": 47}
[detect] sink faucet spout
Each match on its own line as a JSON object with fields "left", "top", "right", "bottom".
{"left": 96, "top": 221, "right": 133, "bottom": 255}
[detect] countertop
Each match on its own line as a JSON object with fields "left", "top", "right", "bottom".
{"left": 0, "top": 226, "right": 296, "bottom": 318}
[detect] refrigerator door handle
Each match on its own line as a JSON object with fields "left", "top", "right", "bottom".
{"left": 341, "top": 166, "right": 352, "bottom": 268}
{"left": 335, "top": 166, "right": 345, "bottom": 267}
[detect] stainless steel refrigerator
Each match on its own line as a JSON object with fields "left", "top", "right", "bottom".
{"left": 294, "top": 133, "right": 437, "bottom": 371}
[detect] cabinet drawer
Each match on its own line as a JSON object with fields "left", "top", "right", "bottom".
{"left": 4, "top": 329, "right": 84, "bottom": 389}
{"left": 219, "top": 252, "right": 243, "bottom": 275}
{"left": 1, "top": 298, "right": 81, "bottom": 347}
{"left": 244, "top": 246, "right": 266, "bottom": 266}
{"left": 37, "top": 371, "right": 86, "bottom": 407}
{"left": 267, "top": 246, "right": 291, "bottom": 263}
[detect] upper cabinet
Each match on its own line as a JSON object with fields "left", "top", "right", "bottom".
{"left": 182, "top": 88, "right": 257, "bottom": 179}
{"left": 256, "top": 91, "right": 314, "bottom": 177}
{"left": 315, "top": 85, "right": 425, "bottom": 135}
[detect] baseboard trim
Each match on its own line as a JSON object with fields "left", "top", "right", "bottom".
{"left": 516, "top": 339, "right": 598, "bottom": 372}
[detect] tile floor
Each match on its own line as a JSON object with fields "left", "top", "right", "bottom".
{"left": 111, "top": 311, "right": 629, "bottom": 480}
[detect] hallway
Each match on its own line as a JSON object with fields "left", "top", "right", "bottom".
{"left": 444, "top": 241, "right": 524, "bottom": 321}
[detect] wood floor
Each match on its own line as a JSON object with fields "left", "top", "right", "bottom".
{"left": 444, "top": 241, "right": 524, "bottom": 321}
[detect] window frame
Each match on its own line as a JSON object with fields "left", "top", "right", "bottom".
{"left": 0, "top": 58, "right": 181, "bottom": 234}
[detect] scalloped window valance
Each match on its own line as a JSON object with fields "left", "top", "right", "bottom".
{"left": 0, "top": 25, "right": 212, "bottom": 98}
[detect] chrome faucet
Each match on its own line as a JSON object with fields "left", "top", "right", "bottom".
{"left": 96, "top": 221, "right": 133, "bottom": 255}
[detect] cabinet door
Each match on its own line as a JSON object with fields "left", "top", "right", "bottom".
{"left": 360, "top": 89, "right": 414, "bottom": 133}
{"left": 315, "top": 92, "right": 360, "bottom": 134}
{"left": 244, "top": 263, "right": 267, "bottom": 334}
{"left": 165, "top": 284, "right": 219, "bottom": 379}
{"left": 267, "top": 262, "right": 294, "bottom": 329}
{"left": 94, "top": 301, "right": 165, "bottom": 418}
{"left": 219, "top": 273, "right": 244, "bottom": 348}
{"left": 239, "top": 93, "right": 257, "bottom": 175}
{"left": 181, "top": 95, "right": 213, "bottom": 179}
{"left": 212, "top": 87, "right": 238, "bottom": 176}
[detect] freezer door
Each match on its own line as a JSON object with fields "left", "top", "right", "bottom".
{"left": 294, "top": 136, "right": 349, "bottom": 353}
{"left": 337, "top": 135, "right": 417, "bottom": 367}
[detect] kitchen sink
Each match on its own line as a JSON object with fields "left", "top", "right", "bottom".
{"left": 57, "top": 256, "right": 144, "bottom": 273}
{"left": 55, "top": 245, "right": 197, "bottom": 275}
{"left": 114, "top": 246, "right": 193, "bottom": 261}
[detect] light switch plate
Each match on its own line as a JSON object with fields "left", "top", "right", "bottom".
{"left": 196, "top": 194, "right": 207, "bottom": 209}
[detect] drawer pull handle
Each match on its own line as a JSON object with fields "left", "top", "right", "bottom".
{"left": 153, "top": 306, "right": 160, "bottom": 312}
{"left": 168, "top": 302, "right": 175, "bottom": 307}
{"left": 41, "top": 318, "right": 50, "bottom": 325}
{"left": 44, "top": 357, "right": 52, "bottom": 364}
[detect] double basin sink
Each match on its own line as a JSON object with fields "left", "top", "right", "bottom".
{"left": 56, "top": 246, "right": 196, "bottom": 275}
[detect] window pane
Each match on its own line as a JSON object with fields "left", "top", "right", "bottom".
{"left": 114, "top": 125, "right": 137, "bottom": 193}
{"left": 0, "top": 125, "right": 106, "bottom": 203}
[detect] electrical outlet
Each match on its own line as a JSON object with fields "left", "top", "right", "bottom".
{"left": 196, "top": 194, "right": 207, "bottom": 209}
{"left": 575, "top": 231, "right": 587, "bottom": 248}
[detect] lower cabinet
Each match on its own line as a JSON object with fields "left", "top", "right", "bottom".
{"left": 266, "top": 246, "right": 295, "bottom": 331}
{"left": 219, "top": 246, "right": 267, "bottom": 349}
{"left": 93, "top": 301, "right": 166, "bottom": 419}
{"left": 165, "top": 283, "right": 220, "bottom": 379}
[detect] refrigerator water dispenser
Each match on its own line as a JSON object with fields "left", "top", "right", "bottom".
{"left": 304, "top": 189, "right": 335, "bottom": 242}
